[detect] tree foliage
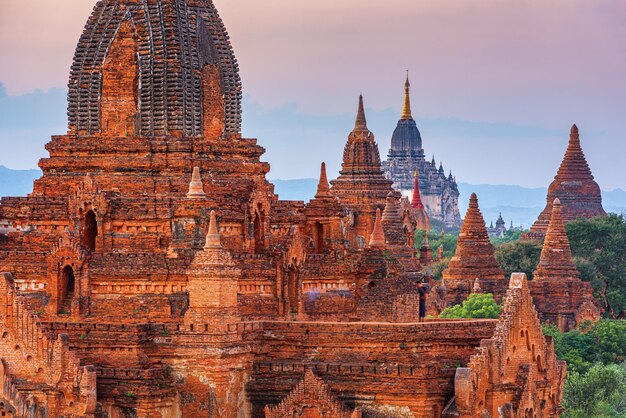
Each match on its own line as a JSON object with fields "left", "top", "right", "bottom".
{"left": 494, "top": 240, "right": 542, "bottom": 279}
{"left": 543, "top": 319, "right": 626, "bottom": 375}
{"left": 562, "top": 362, "right": 626, "bottom": 418}
{"left": 566, "top": 214, "right": 626, "bottom": 318}
{"left": 545, "top": 320, "right": 626, "bottom": 416}
{"left": 439, "top": 293, "right": 501, "bottom": 319}
{"left": 490, "top": 228, "right": 523, "bottom": 245}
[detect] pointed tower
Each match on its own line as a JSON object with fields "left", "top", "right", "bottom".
{"left": 443, "top": 193, "right": 505, "bottom": 304}
{"left": 531, "top": 124, "right": 605, "bottom": 235}
{"left": 382, "top": 76, "right": 461, "bottom": 228}
{"left": 315, "top": 162, "right": 332, "bottom": 198}
{"left": 419, "top": 234, "right": 433, "bottom": 266}
{"left": 381, "top": 192, "right": 406, "bottom": 245}
{"left": 330, "top": 96, "right": 395, "bottom": 242}
{"left": 186, "top": 167, "right": 207, "bottom": 199}
{"left": 437, "top": 244, "right": 445, "bottom": 261}
{"left": 533, "top": 199, "right": 580, "bottom": 280}
{"left": 529, "top": 199, "right": 603, "bottom": 330}
{"left": 411, "top": 169, "right": 430, "bottom": 232}
{"left": 369, "top": 209, "right": 386, "bottom": 249}
{"left": 305, "top": 162, "right": 344, "bottom": 253}
{"left": 185, "top": 210, "right": 241, "bottom": 323}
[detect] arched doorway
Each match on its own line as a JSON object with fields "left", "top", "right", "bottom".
{"left": 82, "top": 210, "right": 98, "bottom": 252}
{"left": 59, "top": 266, "right": 75, "bottom": 314}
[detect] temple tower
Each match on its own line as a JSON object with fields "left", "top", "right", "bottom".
{"left": 330, "top": 95, "right": 395, "bottom": 244}
{"left": 443, "top": 193, "right": 505, "bottom": 304}
{"left": 530, "top": 124, "right": 606, "bottom": 235}
{"left": 382, "top": 76, "right": 462, "bottom": 227}
{"left": 411, "top": 169, "right": 431, "bottom": 232}
{"left": 529, "top": 198, "right": 603, "bottom": 330}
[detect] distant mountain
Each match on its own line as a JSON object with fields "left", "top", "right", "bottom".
{"left": 2, "top": 170, "right": 624, "bottom": 228}
{"left": 0, "top": 166, "right": 40, "bottom": 197}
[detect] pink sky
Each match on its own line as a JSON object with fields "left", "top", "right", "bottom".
{"left": 0, "top": 0, "right": 625, "bottom": 188}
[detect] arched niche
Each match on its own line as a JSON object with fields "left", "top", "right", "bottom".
{"left": 59, "top": 265, "right": 75, "bottom": 314}
{"left": 81, "top": 210, "right": 98, "bottom": 252}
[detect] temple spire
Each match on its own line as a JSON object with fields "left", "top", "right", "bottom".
{"left": 533, "top": 198, "right": 580, "bottom": 280}
{"left": 186, "top": 167, "right": 206, "bottom": 199}
{"left": 315, "top": 162, "right": 332, "bottom": 198}
{"left": 411, "top": 169, "right": 424, "bottom": 210}
{"left": 369, "top": 208, "right": 386, "bottom": 249}
{"left": 401, "top": 73, "right": 413, "bottom": 120}
{"left": 204, "top": 210, "right": 222, "bottom": 249}
{"left": 354, "top": 94, "right": 368, "bottom": 131}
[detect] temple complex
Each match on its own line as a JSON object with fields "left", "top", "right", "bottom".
{"left": 530, "top": 124, "right": 606, "bottom": 236}
{"left": 0, "top": 0, "right": 577, "bottom": 417}
{"left": 382, "top": 77, "right": 462, "bottom": 228}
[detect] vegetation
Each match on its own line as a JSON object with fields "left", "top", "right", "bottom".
{"left": 439, "top": 293, "right": 501, "bottom": 319}
{"left": 566, "top": 214, "right": 626, "bottom": 319}
{"left": 490, "top": 228, "right": 524, "bottom": 245}
{"left": 543, "top": 320, "right": 626, "bottom": 375}
{"left": 562, "top": 362, "right": 626, "bottom": 418}
{"left": 544, "top": 320, "right": 626, "bottom": 417}
{"left": 494, "top": 239, "right": 542, "bottom": 279}
{"left": 414, "top": 229, "right": 458, "bottom": 260}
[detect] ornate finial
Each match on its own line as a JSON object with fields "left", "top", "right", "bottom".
{"left": 569, "top": 124, "right": 580, "bottom": 146}
{"left": 187, "top": 167, "right": 207, "bottom": 199}
{"left": 315, "top": 162, "right": 332, "bottom": 198}
{"left": 369, "top": 208, "right": 386, "bottom": 249}
{"left": 401, "top": 72, "right": 413, "bottom": 120}
{"left": 204, "top": 210, "right": 221, "bottom": 249}
{"left": 469, "top": 192, "right": 478, "bottom": 209}
{"left": 354, "top": 94, "right": 368, "bottom": 130}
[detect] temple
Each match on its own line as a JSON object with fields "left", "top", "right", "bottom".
{"left": 442, "top": 193, "right": 507, "bottom": 305}
{"left": 0, "top": 0, "right": 579, "bottom": 417}
{"left": 528, "top": 199, "right": 602, "bottom": 331}
{"left": 382, "top": 76, "right": 462, "bottom": 228}
{"left": 530, "top": 124, "right": 606, "bottom": 236}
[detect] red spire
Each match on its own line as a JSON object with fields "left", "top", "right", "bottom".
{"left": 411, "top": 169, "right": 424, "bottom": 209}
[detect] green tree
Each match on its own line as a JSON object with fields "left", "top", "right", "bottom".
{"left": 566, "top": 214, "right": 626, "bottom": 318}
{"left": 494, "top": 240, "right": 542, "bottom": 279}
{"left": 543, "top": 319, "right": 626, "bottom": 375}
{"left": 439, "top": 293, "right": 501, "bottom": 319}
{"left": 562, "top": 362, "right": 626, "bottom": 418}
{"left": 490, "top": 228, "right": 523, "bottom": 245}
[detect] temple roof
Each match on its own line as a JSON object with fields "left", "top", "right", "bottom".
{"left": 68, "top": 0, "right": 241, "bottom": 136}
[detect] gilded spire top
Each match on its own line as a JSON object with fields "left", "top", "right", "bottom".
{"left": 401, "top": 73, "right": 413, "bottom": 120}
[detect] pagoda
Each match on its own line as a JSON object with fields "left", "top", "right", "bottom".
{"left": 382, "top": 76, "right": 462, "bottom": 227}
{"left": 530, "top": 124, "right": 606, "bottom": 236}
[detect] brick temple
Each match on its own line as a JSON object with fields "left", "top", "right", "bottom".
{"left": 0, "top": 0, "right": 600, "bottom": 417}
{"left": 382, "top": 77, "right": 462, "bottom": 228}
{"left": 530, "top": 124, "right": 606, "bottom": 236}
